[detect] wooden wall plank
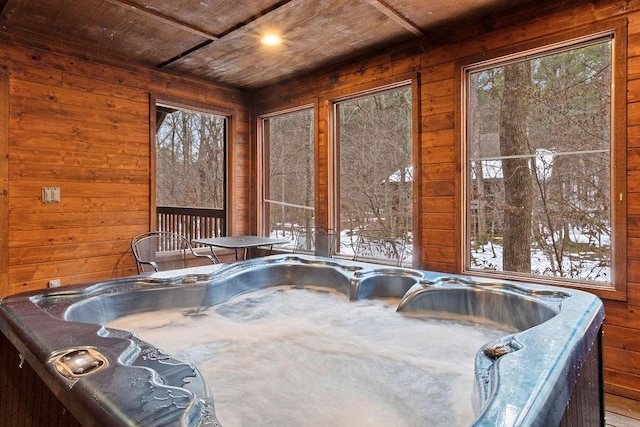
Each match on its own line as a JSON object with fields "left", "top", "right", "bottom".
{"left": 630, "top": 101, "right": 640, "bottom": 126}
{"left": 604, "top": 302, "right": 640, "bottom": 330}
{"left": 8, "top": 255, "right": 137, "bottom": 294}
{"left": 8, "top": 62, "right": 63, "bottom": 86}
{"left": 0, "top": 66, "right": 8, "bottom": 296}
{"left": 9, "top": 181, "right": 150, "bottom": 198}
{"left": 604, "top": 324, "right": 640, "bottom": 352}
{"left": 6, "top": 44, "right": 150, "bottom": 90}
{"left": 420, "top": 79, "right": 454, "bottom": 116}
{"left": 423, "top": 212, "right": 456, "bottom": 230}
{"left": 9, "top": 86, "right": 149, "bottom": 129}
{"left": 9, "top": 225, "right": 146, "bottom": 247}
{"left": 626, "top": 282, "right": 640, "bottom": 306}
{"left": 422, "top": 162, "right": 456, "bottom": 182}
{"left": 61, "top": 73, "right": 150, "bottom": 102}
{"left": 9, "top": 211, "right": 148, "bottom": 231}
{"left": 11, "top": 163, "right": 149, "bottom": 183}
{"left": 8, "top": 195, "right": 147, "bottom": 214}
{"left": 422, "top": 228, "right": 456, "bottom": 246}
{"left": 421, "top": 62, "right": 456, "bottom": 84}
{"left": 604, "top": 347, "right": 640, "bottom": 377}
{"left": 629, "top": 126, "right": 640, "bottom": 148}
{"left": 630, "top": 56, "right": 640, "bottom": 80}
{"left": 423, "top": 196, "right": 455, "bottom": 212}
{"left": 10, "top": 146, "right": 146, "bottom": 170}
{"left": 9, "top": 131, "right": 149, "bottom": 156}
{"left": 604, "top": 370, "right": 640, "bottom": 401}
{"left": 9, "top": 240, "right": 134, "bottom": 264}
{"left": 421, "top": 111, "right": 455, "bottom": 132}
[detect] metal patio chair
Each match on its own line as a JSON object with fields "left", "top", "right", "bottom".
{"left": 131, "top": 231, "right": 218, "bottom": 273}
{"left": 293, "top": 226, "right": 339, "bottom": 257}
{"left": 353, "top": 229, "right": 407, "bottom": 266}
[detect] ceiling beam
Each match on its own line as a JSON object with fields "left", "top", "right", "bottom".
{"left": 104, "top": 0, "right": 219, "bottom": 41}
{"left": 157, "top": 0, "right": 295, "bottom": 69}
{"left": 216, "top": 0, "right": 295, "bottom": 38}
{"left": 368, "top": 0, "right": 425, "bottom": 37}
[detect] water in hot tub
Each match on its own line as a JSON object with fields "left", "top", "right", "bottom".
{"left": 107, "top": 286, "right": 511, "bottom": 427}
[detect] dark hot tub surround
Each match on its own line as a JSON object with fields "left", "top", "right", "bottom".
{"left": 0, "top": 255, "right": 604, "bottom": 426}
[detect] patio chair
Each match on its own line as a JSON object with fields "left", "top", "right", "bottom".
{"left": 293, "top": 226, "right": 338, "bottom": 257}
{"left": 353, "top": 229, "right": 407, "bottom": 266}
{"left": 131, "top": 231, "right": 218, "bottom": 273}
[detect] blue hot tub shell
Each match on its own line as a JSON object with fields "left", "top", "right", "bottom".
{"left": 0, "top": 255, "right": 604, "bottom": 426}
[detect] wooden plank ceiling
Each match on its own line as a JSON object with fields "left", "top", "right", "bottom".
{"left": 0, "top": 0, "right": 531, "bottom": 89}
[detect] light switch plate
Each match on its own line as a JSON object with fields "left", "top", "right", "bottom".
{"left": 42, "top": 187, "right": 61, "bottom": 203}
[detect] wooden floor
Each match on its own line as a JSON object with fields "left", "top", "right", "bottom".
{"left": 606, "top": 394, "right": 640, "bottom": 426}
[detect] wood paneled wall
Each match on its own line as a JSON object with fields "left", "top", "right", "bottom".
{"left": 0, "top": 37, "right": 249, "bottom": 297}
{"left": 251, "top": 0, "right": 640, "bottom": 401}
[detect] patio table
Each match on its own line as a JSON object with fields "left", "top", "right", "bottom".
{"left": 192, "top": 236, "right": 291, "bottom": 261}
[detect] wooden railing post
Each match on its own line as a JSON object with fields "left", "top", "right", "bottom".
{"left": 156, "top": 206, "right": 226, "bottom": 250}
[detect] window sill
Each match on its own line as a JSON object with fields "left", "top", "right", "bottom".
{"left": 463, "top": 269, "right": 626, "bottom": 302}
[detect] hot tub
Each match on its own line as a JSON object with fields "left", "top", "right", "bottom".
{"left": 0, "top": 255, "right": 604, "bottom": 426}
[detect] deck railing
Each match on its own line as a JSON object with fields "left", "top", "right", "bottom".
{"left": 157, "top": 206, "right": 226, "bottom": 249}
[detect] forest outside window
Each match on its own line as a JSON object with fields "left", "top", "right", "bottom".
{"left": 464, "top": 33, "right": 619, "bottom": 288}
{"left": 261, "top": 107, "right": 315, "bottom": 242}
{"left": 155, "top": 105, "right": 226, "bottom": 237}
{"left": 335, "top": 84, "right": 413, "bottom": 263}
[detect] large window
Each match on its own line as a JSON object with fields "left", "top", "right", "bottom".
{"left": 464, "top": 34, "right": 617, "bottom": 286}
{"left": 335, "top": 85, "right": 413, "bottom": 263}
{"left": 156, "top": 106, "right": 226, "bottom": 208}
{"left": 155, "top": 105, "right": 226, "bottom": 238}
{"left": 261, "top": 107, "right": 315, "bottom": 241}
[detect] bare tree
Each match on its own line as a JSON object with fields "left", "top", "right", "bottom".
{"left": 339, "top": 88, "right": 413, "bottom": 235}
{"left": 266, "top": 108, "right": 314, "bottom": 235}
{"left": 156, "top": 109, "right": 226, "bottom": 208}
{"left": 500, "top": 62, "right": 533, "bottom": 273}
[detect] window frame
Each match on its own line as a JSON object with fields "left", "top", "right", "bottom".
{"left": 257, "top": 104, "right": 316, "bottom": 239}
{"left": 151, "top": 97, "right": 230, "bottom": 234}
{"left": 330, "top": 80, "right": 418, "bottom": 265}
{"left": 459, "top": 20, "right": 627, "bottom": 300}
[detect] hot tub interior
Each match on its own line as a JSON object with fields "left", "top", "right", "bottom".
{"left": 0, "top": 255, "right": 604, "bottom": 426}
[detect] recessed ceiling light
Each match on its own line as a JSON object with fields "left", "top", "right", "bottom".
{"left": 261, "top": 34, "right": 282, "bottom": 46}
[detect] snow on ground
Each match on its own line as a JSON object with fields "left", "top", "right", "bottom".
{"left": 272, "top": 226, "right": 609, "bottom": 282}
{"left": 470, "top": 241, "right": 610, "bottom": 282}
